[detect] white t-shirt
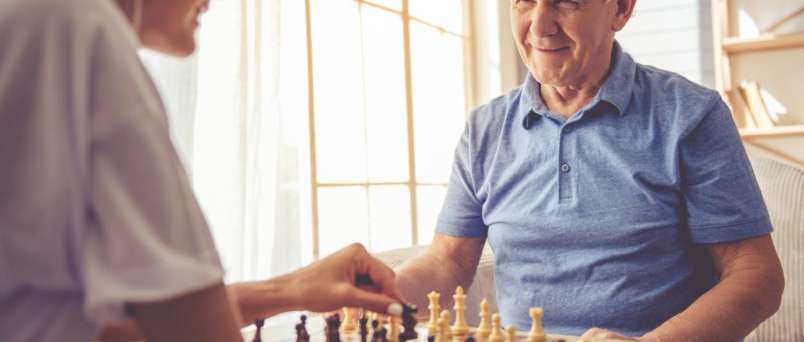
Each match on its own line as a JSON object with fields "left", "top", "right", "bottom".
{"left": 0, "top": 0, "right": 225, "bottom": 340}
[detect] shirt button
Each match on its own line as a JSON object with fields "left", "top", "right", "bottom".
{"left": 561, "top": 163, "right": 571, "bottom": 173}
{"left": 564, "top": 126, "right": 572, "bottom": 133}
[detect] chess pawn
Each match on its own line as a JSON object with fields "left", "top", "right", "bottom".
{"left": 452, "top": 286, "right": 469, "bottom": 339}
{"left": 387, "top": 315, "right": 401, "bottom": 342}
{"left": 434, "top": 313, "right": 447, "bottom": 342}
{"left": 253, "top": 319, "right": 265, "bottom": 342}
{"left": 505, "top": 325, "right": 516, "bottom": 342}
{"left": 440, "top": 310, "right": 452, "bottom": 341}
{"left": 342, "top": 307, "right": 358, "bottom": 333}
{"left": 526, "top": 308, "right": 545, "bottom": 342}
{"left": 427, "top": 291, "right": 441, "bottom": 336}
{"left": 476, "top": 299, "right": 491, "bottom": 339}
{"left": 488, "top": 314, "right": 504, "bottom": 342}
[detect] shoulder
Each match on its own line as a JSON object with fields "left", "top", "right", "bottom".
{"left": 631, "top": 63, "right": 727, "bottom": 136}
{"left": 634, "top": 64, "right": 720, "bottom": 104}
{"left": 465, "top": 87, "right": 522, "bottom": 144}
{"left": 0, "top": 0, "right": 135, "bottom": 48}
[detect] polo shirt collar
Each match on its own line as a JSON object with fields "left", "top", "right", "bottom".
{"left": 517, "top": 40, "right": 637, "bottom": 125}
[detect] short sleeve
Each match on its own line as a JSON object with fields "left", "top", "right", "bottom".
{"left": 680, "top": 98, "right": 772, "bottom": 243}
{"left": 436, "top": 122, "right": 487, "bottom": 237}
{"left": 80, "top": 11, "right": 224, "bottom": 324}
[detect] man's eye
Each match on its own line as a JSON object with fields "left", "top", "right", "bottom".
{"left": 554, "top": 0, "right": 582, "bottom": 10}
{"left": 514, "top": 0, "right": 536, "bottom": 9}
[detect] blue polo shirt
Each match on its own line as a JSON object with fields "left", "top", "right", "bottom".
{"left": 436, "top": 42, "right": 772, "bottom": 336}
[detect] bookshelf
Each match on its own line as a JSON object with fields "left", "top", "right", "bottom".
{"left": 713, "top": 0, "right": 804, "bottom": 168}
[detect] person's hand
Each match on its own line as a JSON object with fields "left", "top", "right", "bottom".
{"left": 580, "top": 327, "right": 647, "bottom": 341}
{"left": 287, "top": 243, "right": 404, "bottom": 314}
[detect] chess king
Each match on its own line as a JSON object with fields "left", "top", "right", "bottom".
{"left": 394, "top": 0, "right": 784, "bottom": 341}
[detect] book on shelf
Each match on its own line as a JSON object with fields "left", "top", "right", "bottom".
{"left": 738, "top": 81, "right": 776, "bottom": 129}
{"left": 725, "top": 89, "right": 756, "bottom": 129}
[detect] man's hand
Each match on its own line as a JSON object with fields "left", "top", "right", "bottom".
{"left": 580, "top": 327, "right": 659, "bottom": 341}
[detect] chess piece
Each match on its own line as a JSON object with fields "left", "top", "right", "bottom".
{"left": 427, "top": 291, "right": 441, "bottom": 336}
{"left": 327, "top": 314, "right": 343, "bottom": 342}
{"left": 452, "top": 286, "right": 469, "bottom": 339}
{"left": 399, "top": 304, "right": 419, "bottom": 341}
{"left": 296, "top": 323, "right": 305, "bottom": 342}
{"left": 466, "top": 335, "right": 476, "bottom": 342}
{"left": 253, "top": 319, "right": 265, "bottom": 342}
{"left": 505, "top": 325, "right": 516, "bottom": 342}
{"left": 526, "top": 308, "right": 545, "bottom": 342}
{"left": 488, "top": 314, "right": 504, "bottom": 342}
{"left": 476, "top": 299, "right": 491, "bottom": 339}
{"left": 371, "top": 320, "right": 382, "bottom": 342}
{"left": 387, "top": 315, "right": 400, "bottom": 342}
{"left": 438, "top": 310, "right": 451, "bottom": 341}
{"left": 343, "top": 308, "right": 358, "bottom": 333}
{"left": 360, "top": 317, "right": 370, "bottom": 342}
{"left": 300, "top": 315, "right": 310, "bottom": 342}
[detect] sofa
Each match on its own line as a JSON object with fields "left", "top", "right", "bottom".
{"left": 375, "top": 151, "right": 804, "bottom": 340}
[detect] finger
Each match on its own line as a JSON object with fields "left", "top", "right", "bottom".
{"left": 580, "top": 327, "right": 607, "bottom": 338}
{"left": 341, "top": 285, "right": 401, "bottom": 315}
{"left": 357, "top": 284, "right": 381, "bottom": 293}
{"left": 355, "top": 252, "right": 404, "bottom": 301}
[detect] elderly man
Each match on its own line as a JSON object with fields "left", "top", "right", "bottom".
{"left": 396, "top": 0, "right": 784, "bottom": 341}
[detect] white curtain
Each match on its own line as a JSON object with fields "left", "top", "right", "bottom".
{"left": 141, "top": 0, "right": 312, "bottom": 283}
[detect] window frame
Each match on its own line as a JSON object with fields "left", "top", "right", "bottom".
{"left": 304, "top": 0, "right": 478, "bottom": 259}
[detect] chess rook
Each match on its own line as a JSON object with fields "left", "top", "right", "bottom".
{"left": 527, "top": 308, "right": 545, "bottom": 342}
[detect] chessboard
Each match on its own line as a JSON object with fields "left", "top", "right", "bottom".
{"left": 243, "top": 286, "right": 629, "bottom": 342}
{"left": 241, "top": 316, "right": 628, "bottom": 342}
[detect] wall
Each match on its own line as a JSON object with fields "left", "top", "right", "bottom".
{"left": 616, "top": 0, "right": 715, "bottom": 88}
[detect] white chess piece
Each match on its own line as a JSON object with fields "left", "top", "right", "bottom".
{"left": 476, "top": 299, "right": 491, "bottom": 339}
{"left": 428, "top": 291, "right": 441, "bottom": 336}
{"left": 526, "top": 308, "right": 545, "bottom": 342}
{"left": 452, "top": 286, "right": 469, "bottom": 339}
{"left": 489, "top": 314, "right": 504, "bottom": 342}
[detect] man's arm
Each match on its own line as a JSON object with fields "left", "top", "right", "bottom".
{"left": 643, "top": 235, "right": 785, "bottom": 342}
{"left": 394, "top": 233, "right": 487, "bottom": 315}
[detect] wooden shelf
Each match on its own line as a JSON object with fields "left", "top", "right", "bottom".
{"left": 723, "top": 32, "right": 804, "bottom": 54}
{"left": 739, "top": 125, "right": 804, "bottom": 138}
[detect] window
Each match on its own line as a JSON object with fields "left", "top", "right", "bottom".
{"left": 306, "top": 0, "right": 475, "bottom": 258}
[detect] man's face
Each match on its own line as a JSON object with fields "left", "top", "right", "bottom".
{"left": 140, "top": 0, "right": 210, "bottom": 56}
{"left": 510, "top": 0, "right": 626, "bottom": 87}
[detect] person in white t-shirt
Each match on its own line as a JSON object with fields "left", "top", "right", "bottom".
{"left": 0, "top": 0, "right": 403, "bottom": 341}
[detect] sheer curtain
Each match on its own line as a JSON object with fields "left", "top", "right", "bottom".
{"left": 141, "top": 0, "right": 311, "bottom": 283}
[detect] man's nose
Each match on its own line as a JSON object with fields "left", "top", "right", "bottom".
{"left": 528, "top": 3, "right": 559, "bottom": 38}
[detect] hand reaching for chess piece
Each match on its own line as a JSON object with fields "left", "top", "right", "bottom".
{"left": 234, "top": 243, "right": 405, "bottom": 323}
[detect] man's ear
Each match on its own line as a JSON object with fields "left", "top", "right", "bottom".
{"left": 611, "top": 0, "right": 636, "bottom": 32}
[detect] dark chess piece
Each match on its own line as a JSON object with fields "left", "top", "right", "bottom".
{"left": 371, "top": 320, "right": 386, "bottom": 342}
{"left": 300, "top": 315, "right": 310, "bottom": 342}
{"left": 426, "top": 335, "right": 435, "bottom": 342}
{"left": 359, "top": 316, "right": 369, "bottom": 342}
{"left": 252, "top": 319, "right": 265, "bottom": 342}
{"left": 296, "top": 323, "right": 304, "bottom": 342}
{"left": 326, "top": 314, "right": 342, "bottom": 342}
{"left": 399, "top": 304, "right": 418, "bottom": 341}
{"left": 466, "top": 335, "right": 475, "bottom": 342}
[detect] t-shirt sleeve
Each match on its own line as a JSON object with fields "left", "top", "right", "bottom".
{"left": 679, "top": 97, "right": 772, "bottom": 244}
{"left": 435, "top": 122, "right": 488, "bottom": 238}
{"left": 80, "top": 12, "right": 224, "bottom": 324}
